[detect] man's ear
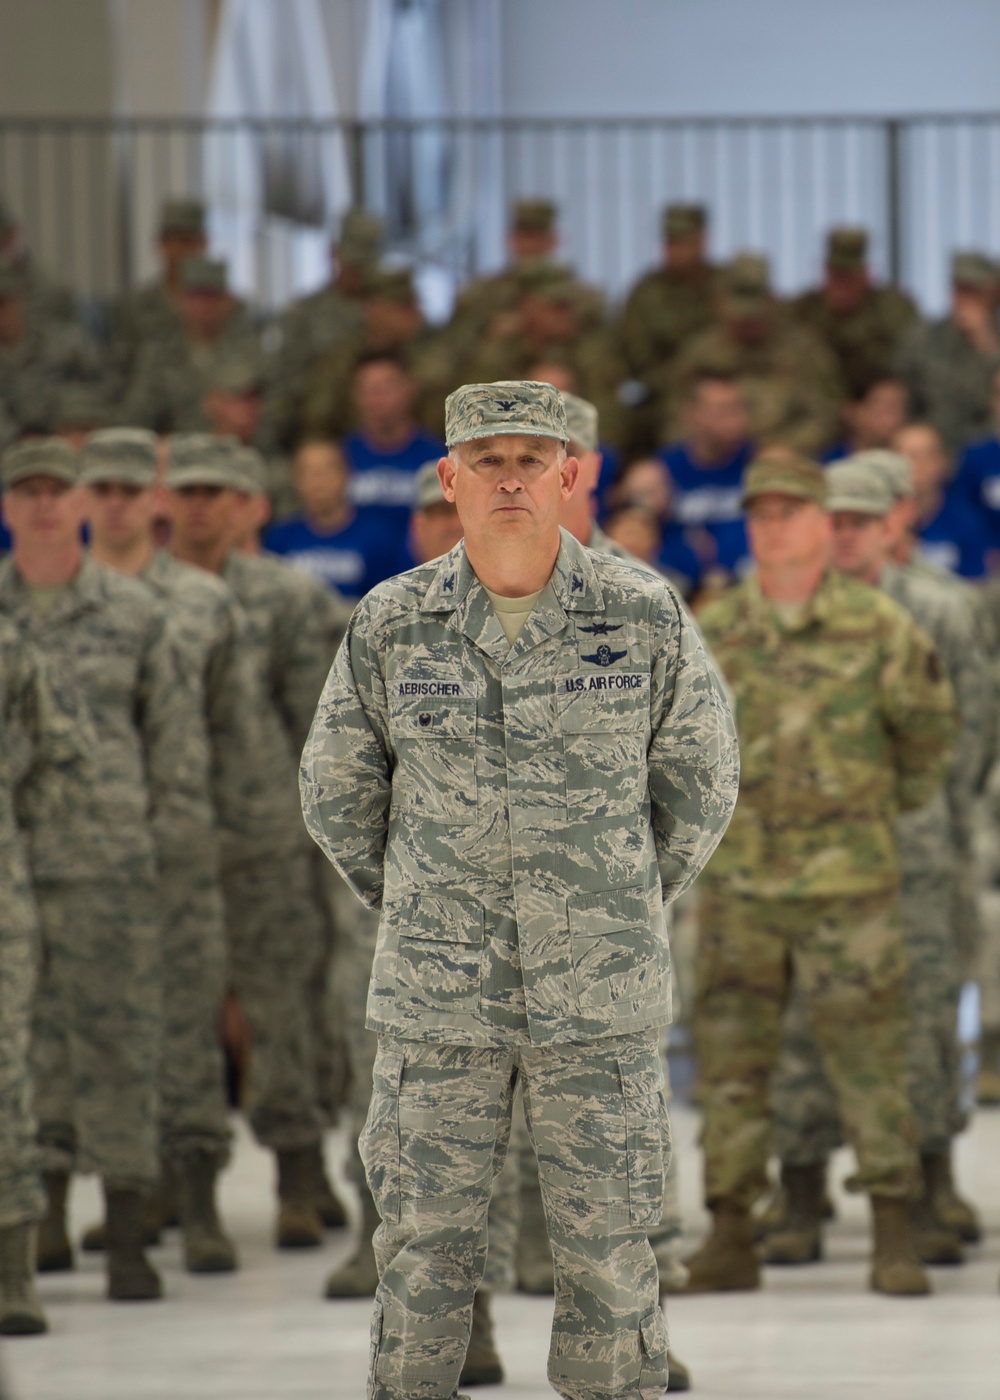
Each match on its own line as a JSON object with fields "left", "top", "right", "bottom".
{"left": 560, "top": 454, "right": 580, "bottom": 500}
{"left": 438, "top": 455, "right": 458, "bottom": 503}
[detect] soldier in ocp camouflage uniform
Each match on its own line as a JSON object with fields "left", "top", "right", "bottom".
{"left": 0, "top": 437, "right": 214, "bottom": 1303}
{"left": 0, "top": 620, "right": 91, "bottom": 1335}
{"left": 765, "top": 457, "right": 990, "bottom": 1263}
{"left": 301, "top": 380, "right": 739, "bottom": 1400}
{"left": 687, "top": 452, "right": 956, "bottom": 1298}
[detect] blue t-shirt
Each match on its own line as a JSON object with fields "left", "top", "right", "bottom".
{"left": 657, "top": 523, "right": 702, "bottom": 597}
{"left": 342, "top": 429, "right": 446, "bottom": 548}
{"left": 953, "top": 436, "right": 1000, "bottom": 545}
{"left": 820, "top": 441, "right": 851, "bottom": 464}
{"left": 0, "top": 520, "right": 10, "bottom": 554}
{"left": 262, "top": 513, "right": 406, "bottom": 599}
{"left": 916, "top": 495, "right": 992, "bottom": 579}
{"left": 659, "top": 440, "right": 753, "bottom": 576}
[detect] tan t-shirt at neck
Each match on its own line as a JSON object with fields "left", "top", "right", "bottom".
{"left": 482, "top": 585, "right": 543, "bottom": 646}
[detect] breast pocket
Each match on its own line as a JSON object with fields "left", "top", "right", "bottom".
{"left": 390, "top": 891, "right": 484, "bottom": 1016}
{"left": 390, "top": 695, "right": 478, "bottom": 825}
{"left": 557, "top": 680, "right": 649, "bottom": 818}
{"left": 567, "top": 884, "right": 666, "bottom": 1010}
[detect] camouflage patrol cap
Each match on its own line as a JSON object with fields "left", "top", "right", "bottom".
{"left": 951, "top": 251, "right": 997, "bottom": 289}
{"left": 179, "top": 256, "right": 228, "bottom": 294}
{"left": 232, "top": 446, "right": 268, "bottom": 496}
{"left": 159, "top": 198, "right": 206, "bottom": 238}
{"left": 208, "top": 348, "right": 266, "bottom": 396}
{"left": 512, "top": 199, "right": 556, "bottom": 233}
{"left": 826, "top": 226, "right": 868, "bottom": 271}
{"left": 164, "top": 433, "right": 242, "bottom": 490}
{"left": 561, "top": 392, "right": 599, "bottom": 452}
{"left": 414, "top": 460, "right": 447, "bottom": 510}
{"left": 662, "top": 203, "right": 707, "bottom": 239}
{"left": 80, "top": 428, "right": 158, "bottom": 487}
{"left": 721, "top": 252, "right": 771, "bottom": 313}
{"left": 824, "top": 460, "right": 891, "bottom": 516}
{"left": 336, "top": 207, "right": 384, "bottom": 264}
{"left": 1, "top": 437, "right": 79, "bottom": 489}
{"left": 848, "top": 448, "right": 914, "bottom": 500}
{"left": 741, "top": 451, "right": 826, "bottom": 507}
{"left": 445, "top": 380, "right": 568, "bottom": 449}
{"left": 368, "top": 267, "right": 416, "bottom": 303}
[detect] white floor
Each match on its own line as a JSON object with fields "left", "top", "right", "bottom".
{"left": 4, "top": 1100, "right": 999, "bottom": 1400}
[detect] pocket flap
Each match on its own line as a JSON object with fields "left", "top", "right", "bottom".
{"left": 394, "top": 891, "right": 485, "bottom": 945}
{"left": 640, "top": 1308, "right": 668, "bottom": 1359}
{"left": 567, "top": 885, "right": 649, "bottom": 939}
{"left": 557, "top": 677, "right": 648, "bottom": 733}
{"left": 392, "top": 694, "right": 476, "bottom": 739}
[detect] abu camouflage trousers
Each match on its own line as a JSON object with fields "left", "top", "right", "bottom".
{"left": 0, "top": 884, "right": 45, "bottom": 1228}
{"left": 159, "top": 865, "right": 231, "bottom": 1167}
{"left": 32, "top": 873, "right": 161, "bottom": 1190}
{"left": 361, "top": 1032, "right": 670, "bottom": 1400}
{"left": 772, "top": 829, "right": 964, "bottom": 1162}
{"left": 695, "top": 890, "right": 920, "bottom": 1208}
{"left": 223, "top": 850, "right": 324, "bottom": 1152}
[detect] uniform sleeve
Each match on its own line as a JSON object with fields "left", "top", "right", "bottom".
{"left": 300, "top": 601, "right": 392, "bottom": 910}
{"left": 646, "top": 593, "right": 740, "bottom": 903}
{"left": 880, "top": 610, "right": 957, "bottom": 813}
{"left": 273, "top": 578, "right": 338, "bottom": 755}
{"left": 137, "top": 605, "right": 216, "bottom": 869}
{"left": 5, "top": 639, "right": 95, "bottom": 834}
{"left": 203, "top": 596, "right": 269, "bottom": 839}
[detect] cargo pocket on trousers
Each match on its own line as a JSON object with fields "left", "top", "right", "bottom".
{"left": 639, "top": 1308, "right": 669, "bottom": 1392}
{"left": 619, "top": 1056, "right": 667, "bottom": 1228}
{"left": 360, "top": 1045, "right": 404, "bottom": 1224}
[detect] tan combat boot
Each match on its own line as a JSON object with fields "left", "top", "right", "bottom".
{"left": 275, "top": 1147, "right": 324, "bottom": 1249}
{"left": 81, "top": 1160, "right": 175, "bottom": 1252}
{"left": 682, "top": 1200, "right": 760, "bottom": 1292}
{"left": 37, "top": 1172, "right": 73, "bottom": 1273}
{"left": 304, "top": 1142, "right": 349, "bottom": 1229}
{"left": 459, "top": 1289, "right": 504, "bottom": 1386}
{"left": 869, "top": 1195, "right": 931, "bottom": 1295}
{"left": 911, "top": 1157, "right": 963, "bottom": 1266}
{"left": 0, "top": 1225, "right": 47, "bottom": 1335}
{"left": 178, "top": 1153, "right": 238, "bottom": 1274}
{"left": 923, "top": 1148, "right": 981, "bottom": 1244}
{"left": 105, "top": 1187, "right": 163, "bottom": 1301}
{"left": 760, "top": 1161, "right": 825, "bottom": 1264}
{"left": 324, "top": 1179, "right": 380, "bottom": 1297}
{"left": 667, "top": 1351, "right": 692, "bottom": 1391}
{"left": 515, "top": 1168, "right": 554, "bottom": 1294}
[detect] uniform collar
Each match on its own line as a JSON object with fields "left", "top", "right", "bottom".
{"left": 0, "top": 550, "right": 107, "bottom": 632}
{"left": 744, "top": 567, "right": 842, "bottom": 632}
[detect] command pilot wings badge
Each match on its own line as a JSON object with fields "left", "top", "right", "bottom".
{"left": 578, "top": 621, "right": 623, "bottom": 636}
{"left": 582, "top": 645, "right": 628, "bottom": 667}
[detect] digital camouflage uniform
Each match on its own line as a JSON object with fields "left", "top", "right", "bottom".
{"left": 0, "top": 621, "right": 89, "bottom": 1228}
{"left": 301, "top": 426, "right": 739, "bottom": 1400}
{"left": 0, "top": 553, "right": 211, "bottom": 1190}
{"left": 792, "top": 284, "right": 918, "bottom": 390}
{"left": 696, "top": 568, "right": 955, "bottom": 1209}
{"left": 772, "top": 558, "right": 990, "bottom": 1164}
{"left": 895, "top": 315, "right": 1000, "bottom": 456}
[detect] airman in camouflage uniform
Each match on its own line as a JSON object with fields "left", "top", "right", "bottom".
{"left": 792, "top": 227, "right": 919, "bottom": 391}
{"left": 667, "top": 254, "right": 844, "bottom": 454}
{"left": 620, "top": 204, "right": 721, "bottom": 453}
{"left": 447, "top": 199, "right": 562, "bottom": 343}
{"left": 165, "top": 435, "right": 336, "bottom": 1248}
{"left": 0, "top": 619, "right": 90, "bottom": 1335}
{"left": 767, "top": 457, "right": 990, "bottom": 1263}
{"left": 121, "top": 256, "right": 262, "bottom": 435}
{"left": 687, "top": 452, "right": 955, "bottom": 1298}
{"left": 301, "top": 380, "right": 739, "bottom": 1400}
{"left": 80, "top": 427, "right": 262, "bottom": 1274}
{"left": 895, "top": 252, "right": 1000, "bottom": 454}
{"left": 0, "top": 194, "right": 77, "bottom": 331}
{"left": 0, "top": 437, "right": 214, "bottom": 1303}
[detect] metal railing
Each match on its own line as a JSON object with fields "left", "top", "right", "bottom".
{"left": 3, "top": 113, "right": 1000, "bottom": 315}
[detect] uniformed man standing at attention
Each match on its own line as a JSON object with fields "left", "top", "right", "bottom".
{"left": 301, "top": 381, "right": 739, "bottom": 1400}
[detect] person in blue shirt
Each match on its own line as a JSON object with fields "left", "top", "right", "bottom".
{"left": 263, "top": 437, "right": 407, "bottom": 599}
{"left": 820, "top": 371, "right": 909, "bottom": 464}
{"left": 658, "top": 370, "right": 753, "bottom": 579}
{"left": 952, "top": 366, "right": 1000, "bottom": 545}
{"left": 341, "top": 352, "right": 445, "bottom": 551}
{"left": 894, "top": 421, "right": 993, "bottom": 578}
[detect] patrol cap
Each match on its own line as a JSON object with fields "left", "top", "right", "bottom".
{"left": 414, "top": 460, "right": 447, "bottom": 510}
{"left": 179, "top": 256, "right": 228, "bottom": 294}
{"left": 1, "top": 437, "right": 79, "bottom": 489}
{"left": 336, "top": 207, "right": 384, "bottom": 264}
{"left": 208, "top": 349, "right": 266, "bottom": 396}
{"left": 232, "top": 446, "right": 268, "bottom": 495}
{"left": 51, "top": 381, "right": 113, "bottom": 430}
{"left": 511, "top": 198, "right": 556, "bottom": 233}
{"left": 445, "top": 380, "right": 568, "bottom": 449}
{"left": 164, "top": 433, "right": 242, "bottom": 490}
{"left": 80, "top": 428, "right": 158, "bottom": 487}
{"left": 561, "top": 392, "right": 599, "bottom": 452}
{"left": 826, "top": 226, "right": 868, "bottom": 271}
{"left": 740, "top": 451, "right": 826, "bottom": 507}
{"left": 662, "top": 203, "right": 707, "bottom": 239}
{"left": 721, "top": 252, "right": 771, "bottom": 313}
{"left": 368, "top": 267, "right": 416, "bottom": 303}
{"left": 951, "top": 251, "right": 996, "bottom": 290}
{"left": 824, "top": 460, "right": 891, "bottom": 516}
{"left": 848, "top": 448, "right": 914, "bottom": 501}
{"left": 159, "top": 198, "right": 206, "bottom": 238}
